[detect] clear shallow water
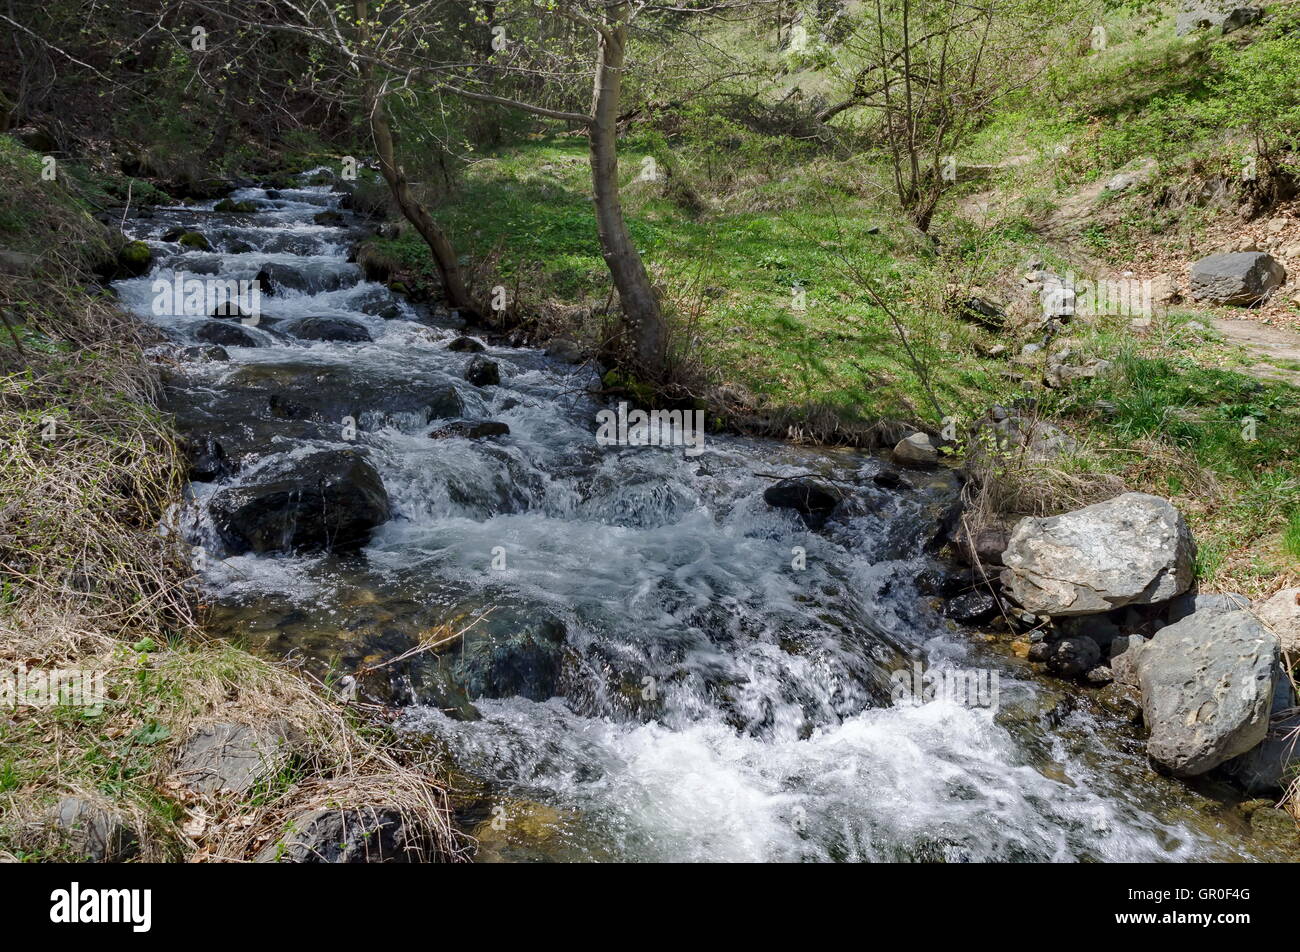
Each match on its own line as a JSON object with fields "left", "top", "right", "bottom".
{"left": 114, "top": 172, "right": 1277, "bottom": 862}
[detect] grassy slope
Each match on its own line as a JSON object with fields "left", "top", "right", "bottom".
{"left": 374, "top": 3, "right": 1299, "bottom": 596}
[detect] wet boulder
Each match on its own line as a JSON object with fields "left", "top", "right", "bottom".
{"left": 1043, "top": 635, "right": 1101, "bottom": 678}
{"left": 213, "top": 198, "right": 258, "bottom": 213}
{"left": 452, "top": 610, "right": 570, "bottom": 702}
{"left": 313, "top": 209, "right": 345, "bottom": 226}
{"left": 429, "top": 419, "right": 510, "bottom": 440}
{"left": 256, "top": 261, "right": 360, "bottom": 294}
{"left": 1137, "top": 610, "right": 1278, "bottom": 776}
{"left": 447, "top": 336, "right": 486, "bottom": 353}
{"left": 196, "top": 320, "right": 261, "bottom": 348}
{"left": 281, "top": 316, "right": 373, "bottom": 343}
{"left": 1189, "top": 252, "right": 1286, "bottom": 306}
{"left": 1000, "top": 493, "right": 1194, "bottom": 617}
{"left": 183, "top": 435, "right": 233, "bottom": 482}
{"left": 209, "top": 449, "right": 391, "bottom": 554}
{"left": 945, "top": 589, "right": 999, "bottom": 625}
{"left": 762, "top": 477, "right": 845, "bottom": 529}
{"left": 179, "top": 344, "right": 229, "bottom": 362}
{"left": 464, "top": 355, "right": 500, "bottom": 387}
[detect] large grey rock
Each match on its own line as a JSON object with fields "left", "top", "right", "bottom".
{"left": 50, "top": 798, "right": 139, "bottom": 862}
{"left": 1222, "top": 671, "right": 1300, "bottom": 793}
{"left": 1189, "top": 252, "right": 1286, "bottom": 306}
{"left": 1137, "top": 611, "right": 1278, "bottom": 776}
{"left": 174, "top": 722, "right": 289, "bottom": 795}
{"left": 255, "top": 807, "right": 434, "bottom": 863}
{"left": 1000, "top": 493, "right": 1195, "bottom": 616}
{"left": 893, "top": 432, "right": 938, "bottom": 466}
{"left": 1175, "top": 2, "right": 1263, "bottom": 35}
{"left": 1255, "top": 587, "right": 1300, "bottom": 660}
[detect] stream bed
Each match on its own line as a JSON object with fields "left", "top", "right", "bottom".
{"left": 112, "top": 171, "right": 1285, "bottom": 862}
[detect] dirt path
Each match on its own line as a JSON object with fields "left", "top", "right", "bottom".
{"left": 1212, "top": 317, "right": 1300, "bottom": 385}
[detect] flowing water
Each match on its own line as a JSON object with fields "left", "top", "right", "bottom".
{"left": 112, "top": 172, "right": 1280, "bottom": 862}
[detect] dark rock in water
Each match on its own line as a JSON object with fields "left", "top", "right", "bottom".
{"left": 183, "top": 435, "right": 233, "bottom": 482}
{"left": 226, "top": 362, "right": 465, "bottom": 432}
{"left": 50, "top": 797, "right": 139, "bottom": 863}
{"left": 180, "top": 344, "right": 229, "bottom": 362}
{"left": 209, "top": 449, "right": 391, "bottom": 554}
{"left": 946, "top": 589, "right": 999, "bottom": 624}
{"left": 210, "top": 301, "right": 252, "bottom": 320}
{"left": 256, "top": 261, "right": 359, "bottom": 294}
{"left": 870, "top": 468, "right": 911, "bottom": 490}
{"left": 196, "top": 320, "right": 260, "bottom": 347}
{"left": 226, "top": 239, "right": 255, "bottom": 254}
{"left": 178, "top": 231, "right": 210, "bottom": 250}
{"left": 281, "top": 316, "right": 373, "bottom": 343}
{"left": 447, "top": 335, "right": 486, "bottom": 353}
{"left": 255, "top": 808, "right": 435, "bottom": 863}
{"left": 313, "top": 209, "right": 345, "bottom": 226}
{"left": 916, "top": 566, "right": 978, "bottom": 598}
{"left": 213, "top": 198, "right": 257, "bottom": 214}
{"left": 429, "top": 419, "right": 510, "bottom": 440}
{"left": 454, "top": 611, "right": 569, "bottom": 701}
{"left": 464, "top": 355, "right": 500, "bottom": 387}
{"left": 268, "top": 393, "right": 311, "bottom": 419}
{"left": 1044, "top": 635, "right": 1101, "bottom": 678}
{"left": 762, "top": 477, "right": 845, "bottom": 529}
{"left": 255, "top": 268, "right": 274, "bottom": 296}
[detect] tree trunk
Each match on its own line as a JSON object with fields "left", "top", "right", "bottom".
{"left": 354, "top": 0, "right": 477, "bottom": 316}
{"left": 369, "top": 101, "right": 476, "bottom": 315}
{"left": 588, "top": 3, "right": 666, "bottom": 379}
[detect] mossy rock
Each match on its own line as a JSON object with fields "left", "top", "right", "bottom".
{"left": 117, "top": 240, "right": 152, "bottom": 276}
{"left": 601, "top": 369, "right": 655, "bottom": 406}
{"left": 178, "top": 231, "right": 211, "bottom": 250}
{"left": 213, "top": 199, "right": 257, "bottom": 214}
{"left": 313, "top": 210, "right": 344, "bottom": 226}
{"left": 387, "top": 281, "right": 408, "bottom": 296}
